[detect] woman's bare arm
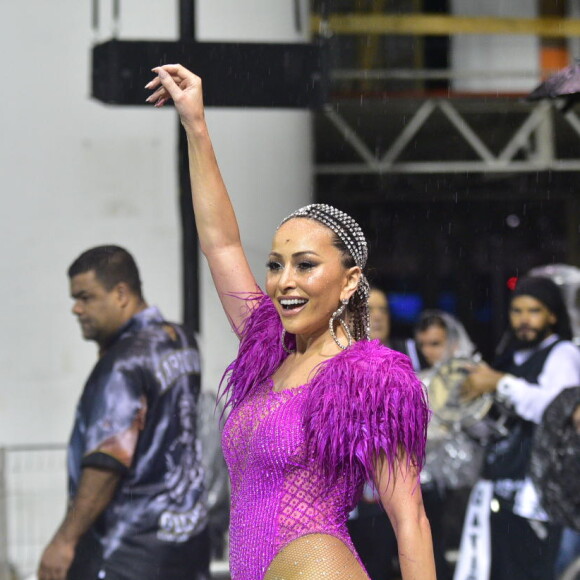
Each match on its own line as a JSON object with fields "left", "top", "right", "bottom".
{"left": 147, "top": 64, "right": 259, "bottom": 334}
{"left": 375, "top": 454, "right": 437, "bottom": 580}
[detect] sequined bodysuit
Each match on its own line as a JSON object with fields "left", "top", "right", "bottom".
{"left": 222, "top": 379, "right": 361, "bottom": 578}
{"left": 220, "top": 295, "right": 429, "bottom": 580}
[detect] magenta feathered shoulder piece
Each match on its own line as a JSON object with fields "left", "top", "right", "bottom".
{"left": 220, "top": 292, "right": 293, "bottom": 411}
{"left": 220, "top": 293, "right": 429, "bottom": 484}
{"left": 303, "top": 340, "right": 430, "bottom": 486}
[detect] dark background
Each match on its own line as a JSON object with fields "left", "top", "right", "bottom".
{"left": 318, "top": 175, "right": 575, "bottom": 361}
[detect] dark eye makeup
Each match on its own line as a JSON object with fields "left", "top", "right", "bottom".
{"left": 266, "top": 260, "right": 283, "bottom": 271}
{"left": 266, "top": 257, "right": 319, "bottom": 272}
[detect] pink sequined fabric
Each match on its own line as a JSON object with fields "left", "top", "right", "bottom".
{"left": 222, "top": 380, "right": 360, "bottom": 579}
{"left": 220, "top": 294, "right": 429, "bottom": 580}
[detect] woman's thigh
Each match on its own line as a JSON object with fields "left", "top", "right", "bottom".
{"left": 265, "top": 533, "right": 370, "bottom": 580}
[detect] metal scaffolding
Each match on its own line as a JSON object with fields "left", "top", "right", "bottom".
{"left": 316, "top": 98, "right": 580, "bottom": 175}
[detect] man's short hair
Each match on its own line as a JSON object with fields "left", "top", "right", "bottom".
{"left": 68, "top": 245, "right": 143, "bottom": 299}
{"left": 414, "top": 311, "right": 448, "bottom": 335}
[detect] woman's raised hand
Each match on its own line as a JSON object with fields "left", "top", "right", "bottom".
{"left": 145, "top": 64, "right": 258, "bottom": 331}
{"left": 146, "top": 64, "right": 205, "bottom": 130}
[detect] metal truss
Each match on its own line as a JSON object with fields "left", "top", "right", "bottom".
{"left": 316, "top": 99, "right": 580, "bottom": 174}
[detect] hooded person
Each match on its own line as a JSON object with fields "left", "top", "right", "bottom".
{"left": 414, "top": 309, "right": 477, "bottom": 378}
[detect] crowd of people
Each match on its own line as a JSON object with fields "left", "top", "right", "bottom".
{"left": 349, "top": 282, "right": 580, "bottom": 580}
{"left": 36, "top": 62, "right": 580, "bottom": 580}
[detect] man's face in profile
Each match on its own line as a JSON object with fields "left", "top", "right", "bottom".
{"left": 70, "top": 270, "right": 124, "bottom": 346}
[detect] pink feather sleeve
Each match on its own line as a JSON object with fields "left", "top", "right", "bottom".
{"left": 303, "top": 341, "right": 430, "bottom": 488}
{"left": 219, "top": 293, "right": 429, "bottom": 488}
{"left": 219, "top": 292, "right": 292, "bottom": 411}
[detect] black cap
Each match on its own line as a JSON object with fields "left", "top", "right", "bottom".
{"left": 511, "top": 276, "right": 572, "bottom": 340}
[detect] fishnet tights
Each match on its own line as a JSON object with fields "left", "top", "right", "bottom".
{"left": 265, "top": 534, "right": 370, "bottom": 580}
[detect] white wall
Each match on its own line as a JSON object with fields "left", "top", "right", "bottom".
{"left": 450, "top": 0, "right": 539, "bottom": 92}
{"left": 0, "top": 0, "right": 313, "bottom": 446}
{"left": 196, "top": 0, "right": 312, "bottom": 395}
{"left": 0, "top": 0, "right": 180, "bottom": 446}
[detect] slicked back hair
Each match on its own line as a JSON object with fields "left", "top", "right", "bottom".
{"left": 414, "top": 312, "right": 447, "bottom": 335}
{"left": 68, "top": 245, "right": 143, "bottom": 300}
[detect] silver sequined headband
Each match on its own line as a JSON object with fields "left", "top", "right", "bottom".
{"left": 279, "top": 204, "right": 368, "bottom": 270}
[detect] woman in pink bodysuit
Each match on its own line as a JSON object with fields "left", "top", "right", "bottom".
{"left": 147, "top": 64, "right": 436, "bottom": 580}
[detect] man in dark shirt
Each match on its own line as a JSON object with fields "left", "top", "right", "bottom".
{"left": 38, "top": 245, "right": 210, "bottom": 580}
{"left": 457, "top": 276, "right": 580, "bottom": 580}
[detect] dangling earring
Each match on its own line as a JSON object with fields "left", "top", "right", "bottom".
{"left": 281, "top": 329, "right": 295, "bottom": 354}
{"left": 329, "top": 298, "right": 353, "bottom": 350}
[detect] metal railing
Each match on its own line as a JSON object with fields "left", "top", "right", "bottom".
{"left": 0, "top": 445, "right": 231, "bottom": 580}
{"left": 0, "top": 445, "right": 67, "bottom": 580}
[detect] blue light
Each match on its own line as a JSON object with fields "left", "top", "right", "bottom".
{"left": 387, "top": 293, "right": 424, "bottom": 323}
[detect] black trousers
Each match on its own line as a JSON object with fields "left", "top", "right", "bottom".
{"left": 67, "top": 527, "right": 211, "bottom": 580}
{"left": 489, "top": 508, "right": 562, "bottom": 580}
{"left": 67, "top": 531, "right": 102, "bottom": 580}
{"left": 347, "top": 511, "right": 397, "bottom": 580}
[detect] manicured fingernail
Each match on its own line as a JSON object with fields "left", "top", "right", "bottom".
{"left": 144, "top": 81, "right": 153, "bottom": 89}
{"left": 154, "top": 98, "right": 167, "bottom": 108}
{"left": 145, "top": 95, "right": 154, "bottom": 102}
{"left": 157, "top": 69, "right": 168, "bottom": 79}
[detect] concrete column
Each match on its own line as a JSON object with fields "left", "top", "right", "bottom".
{"left": 450, "top": 0, "right": 539, "bottom": 92}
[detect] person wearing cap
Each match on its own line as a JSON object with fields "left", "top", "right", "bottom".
{"left": 456, "top": 276, "right": 580, "bottom": 580}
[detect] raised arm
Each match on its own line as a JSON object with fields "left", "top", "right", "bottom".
{"left": 376, "top": 454, "right": 436, "bottom": 580}
{"left": 146, "top": 64, "right": 259, "bottom": 334}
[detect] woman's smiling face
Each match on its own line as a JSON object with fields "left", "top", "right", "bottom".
{"left": 266, "top": 218, "right": 359, "bottom": 342}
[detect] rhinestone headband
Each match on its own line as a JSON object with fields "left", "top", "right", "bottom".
{"left": 279, "top": 204, "right": 368, "bottom": 269}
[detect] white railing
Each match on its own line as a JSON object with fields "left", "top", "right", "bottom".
{"left": 0, "top": 445, "right": 230, "bottom": 580}
{"left": 0, "top": 445, "right": 67, "bottom": 580}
